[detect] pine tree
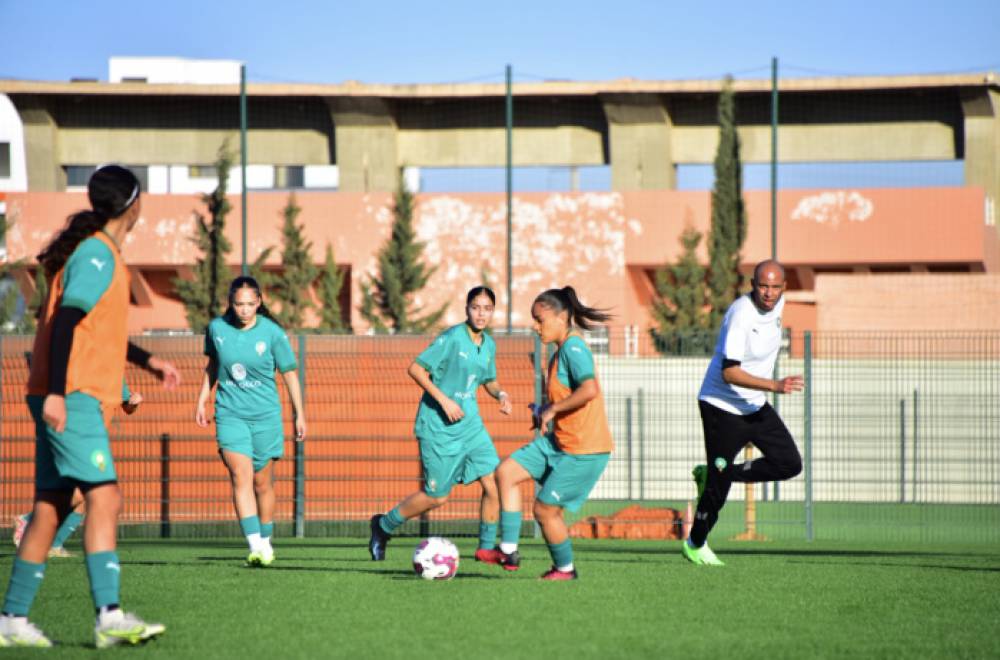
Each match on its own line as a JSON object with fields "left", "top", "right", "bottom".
{"left": 173, "top": 143, "right": 234, "bottom": 333}
{"left": 316, "top": 243, "right": 347, "bottom": 331}
{"left": 270, "top": 194, "right": 318, "bottom": 329}
{"left": 650, "top": 225, "right": 712, "bottom": 355}
{"left": 707, "top": 76, "right": 747, "bottom": 329}
{"left": 359, "top": 169, "right": 447, "bottom": 333}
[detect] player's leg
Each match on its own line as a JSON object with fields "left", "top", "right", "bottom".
{"left": 217, "top": 418, "right": 263, "bottom": 562}
{"left": 730, "top": 404, "right": 802, "bottom": 483}
{"left": 49, "top": 490, "right": 86, "bottom": 558}
{"left": 453, "top": 430, "right": 502, "bottom": 563}
{"left": 252, "top": 461, "right": 276, "bottom": 565}
{"left": 494, "top": 436, "right": 552, "bottom": 571}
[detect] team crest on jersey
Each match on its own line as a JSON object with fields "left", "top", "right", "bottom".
{"left": 231, "top": 363, "right": 247, "bottom": 381}
{"left": 255, "top": 341, "right": 267, "bottom": 356}
{"left": 91, "top": 450, "right": 107, "bottom": 473}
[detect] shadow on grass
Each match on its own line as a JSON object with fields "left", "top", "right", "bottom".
{"left": 574, "top": 545, "right": 999, "bottom": 560}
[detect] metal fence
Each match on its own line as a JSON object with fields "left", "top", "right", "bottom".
{"left": 2, "top": 330, "right": 998, "bottom": 544}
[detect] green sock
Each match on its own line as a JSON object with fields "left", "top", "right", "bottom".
{"left": 238, "top": 516, "right": 261, "bottom": 537}
{"left": 260, "top": 522, "right": 274, "bottom": 540}
{"left": 380, "top": 507, "right": 405, "bottom": 535}
{"left": 548, "top": 539, "right": 574, "bottom": 570}
{"left": 53, "top": 511, "right": 84, "bottom": 549}
{"left": 478, "top": 522, "right": 498, "bottom": 550}
{"left": 84, "top": 551, "right": 121, "bottom": 610}
{"left": 500, "top": 511, "right": 522, "bottom": 546}
{"left": 2, "top": 558, "right": 46, "bottom": 616}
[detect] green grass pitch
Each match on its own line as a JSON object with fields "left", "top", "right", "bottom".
{"left": 2, "top": 537, "right": 998, "bottom": 658}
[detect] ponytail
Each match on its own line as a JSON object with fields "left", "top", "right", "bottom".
{"left": 533, "top": 286, "right": 612, "bottom": 330}
{"left": 37, "top": 211, "right": 107, "bottom": 276}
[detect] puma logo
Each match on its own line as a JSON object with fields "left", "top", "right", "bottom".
{"left": 90, "top": 258, "right": 107, "bottom": 271}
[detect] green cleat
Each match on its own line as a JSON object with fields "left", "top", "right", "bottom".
{"left": 246, "top": 551, "right": 263, "bottom": 567}
{"left": 681, "top": 541, "right": 725, "bottom": 566}
{"left": 259, "top": 546, "right": 275, "bottom": 567}
{"left": 692, "top": 464, "right": 707, "bottom": 500}
{"left": 94, "top": 610, "right": 165, "bottom": 649}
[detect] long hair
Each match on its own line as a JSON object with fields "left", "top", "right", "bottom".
{"left": 36, "top": 165, "right": 140, "bottom": 277}
{"left": 533, "top": 286, "right": 612, "bottom": 330}
{"left": 224, "top": 276, "right": 279, "bottom": 326}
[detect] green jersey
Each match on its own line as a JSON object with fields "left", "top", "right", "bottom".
{"left": 205, "top": 315, "right": 297, "bottom": 422}
{"left": 414, "top": 324, "right": 497, "bottom": 454}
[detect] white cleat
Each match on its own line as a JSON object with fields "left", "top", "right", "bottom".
{"left": 0, "top": 615, "right": 53, "bottom": 648}
{"left": 94, "top": 609, "right": 165, "bottom": 649}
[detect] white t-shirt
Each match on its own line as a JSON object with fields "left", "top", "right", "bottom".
{"left": 698, "top": 294, "right": 785, "bottom": 415}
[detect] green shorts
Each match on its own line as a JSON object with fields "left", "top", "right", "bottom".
{"left": 216, "top": 414, "right": 285, "bottom": 472}
{"left": 419, "top": 428, "right": 499, "bottom": 498}
{"left": 28, "top": 393, "right": 117, "bottom": 491}
{"left": 511, "top": 433, "right": 610, "bottom": 513}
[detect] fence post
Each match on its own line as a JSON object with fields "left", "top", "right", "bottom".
{"left": 625, "top": 396, "right": 633, "bottom": 500}
{"left": 160, "top": 433, "right": 170, "bottom": 539}
{"left": 912, "top": 388, "right": 919, "bottom": 503}
{"left": 295, "top": 334, "right": 306, "bottom": 538}
{"left": 803, "top": 331, "right": 813, "bottom": 541}
{"left": 899, "top": 398, "right": 906, "bottom": 503}
{"left": 532, "top": 334, "right": 545, "bottom": 539}
{"left": 638, "top": 387, "right": 645, "bottom": 500}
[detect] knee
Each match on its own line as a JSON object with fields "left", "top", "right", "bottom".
{"left": 783, "top": 455, "right": 803, "bottom": 479}
{"left": 425, "top": 494, "right": 449, "bottom": 509}
{"left": 253, "top": 473, "right": 272, "bottom": 494}
{"left": 480, "top": 474, "right": 499, "bottom": 498}
{"left": 533, "top": 500, "right": 561, "bottom": 523}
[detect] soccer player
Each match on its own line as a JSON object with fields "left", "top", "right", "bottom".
{"left": 368, "top": 287, "right": 513, "bottom": 563}
{"left": 196, "top": 276, "right": 306, "bottom": 567}
{"left": 11, "top": 387, "right": 143, "bottom": 558}
{"left": 682, "top": 260, "right": 804, "bottom": 567}
{"left": 493, "top": 287, "right": 613, "bottom": 580}
{"left": 0, "top": 165, "right": 181, "bottom": 648}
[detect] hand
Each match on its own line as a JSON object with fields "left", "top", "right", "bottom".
{"left": 42, "top": 394, "right": 68, "bottom": 433}
{"left": 775, "top": 375, "right": 804, "bottom": 394}
{"left": 294, "top": 415, "right": 307, "bottom": 441}
{"left": 440, "top": 398, "right": 464, "bottom": 423}
{"left": 122, "top": 391, "right": 143, "bottom": 415}
{"left": 498, "top": 392, "right": 512, "bottom": 416}
{"left": 537, "top": 403, "right": 556, "bottom": 429}
{"left": 195, "top": 401, "right": 211, "bottom": 427}
{"left": 148, "top": 356, "right": 182, "bottom": 390}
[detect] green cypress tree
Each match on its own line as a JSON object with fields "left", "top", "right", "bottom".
{"left": 173, "top": 143, "right": 234, "bottom": 333}
{"left": 650, "top": 225, "right": 712, "bottom": 355}
{"left": 359, "top": 169, "right": 447, "bottom": 333}
{"left": 316, "top": 243, "right": 347, "bottom": 331}
{"left": 270, "top": 193, "right": 318, "bottom": 329}
{"left": 707, "top": 76, "right": 747, "bottom": 329}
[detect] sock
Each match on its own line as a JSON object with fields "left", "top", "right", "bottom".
{"left": 548, "top": 539, "right": 574, "bottom": 572}
{"left": 478, "top": 522, "right": 498, "bottom": 550}
{"left": 84, "top": 551, "right": 121, "bottom": 610}
{"left": 2, "top": 558, "right": 46, "bottom": 616}
{"left": 239, "top": 516, "right": 261, "bottom": 550}
{"left": 53, "top": 511, "right": 84, "bottom": 549}
{"left": 500, "top": 510, "right": 522, "bottom": 550}
{"left": 379, "top": 507, "right": 405, "bottom": 535}
{"left": 260, "top": 521, "right": 274, "bottom": 540}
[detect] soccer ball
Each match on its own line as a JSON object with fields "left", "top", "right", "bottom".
{"left": 412, "top": 537, "right": 460, "bottom": 580}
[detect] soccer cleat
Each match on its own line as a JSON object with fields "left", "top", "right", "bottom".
{"left": 540, "top": 566, "right": 578, "bottom": 581}
{"left": 499, "top": 549, "right": 521, "bottom": 572}
{"left": 368, "top": 514, "right": 390, "bottom": 561}
{"left": 473, "top": 548, "right": 504, "bottom": 564}
{"left": 681, "top": 541, "right": 725, "bottom": 566}
{"left": 0, "top": 616, "right": 52, "bottom": 648}
{"left": 48, "top": 546, "right": 75, "bottom": 559}
{"left": 94, "top": 610, "right": 165, "bottom": 649}
{"left": 11, "top": 514, "right": 28, "bottom": 548}
{"left": 692, "top": 464, "right": 707, "bottom": 500}
{"left": 259, "top": 545, "right": 275, "bottom": 567}
{"left": 246, "top": 551, "right": 263, "bottom": 567}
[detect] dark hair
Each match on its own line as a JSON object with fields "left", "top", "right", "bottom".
{"left": 37, "top": 165, "right": 140, "bottom": 276}
{"left": 533, "top": 286, "right": 612, "bottom": 330}
{"left": 224, "top": 276, "right": 279, "bottom": 325}
{"left": 466, "top": 286, "right": 496, "bottom": 306}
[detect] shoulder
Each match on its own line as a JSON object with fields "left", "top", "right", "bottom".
{"left": 258, "top": 316, "right": 285, "bottom": 336}
{"left": 562, "top": 335, "right": 591, "bottom": 357}
{"left": 207, "top": 317, "right": 227, "bottom": 335}
{"left": 67, "top": 236, "right": 114, "bottom": 267}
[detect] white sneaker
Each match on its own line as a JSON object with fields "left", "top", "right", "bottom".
{"left": 94, "top": 609, "right": 165, "bottom": 649}
{"left": 12, "top": 514, "right": 29, "bottom": 548}
{"left": 260, "top": 543, "right": 275, "bottom": 567}
{"left": 697, "top": 543, "right": 725, "bottom": 566}
{"left": 0, "top": 615, "right": 53, "bottom": 648}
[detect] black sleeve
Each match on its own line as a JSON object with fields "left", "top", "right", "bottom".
{"left": 722, "top": 358, "right": 742, "bottom": 370}
{"left": 127, "top": 342, "right": 152, "bottom": 368}
{"left": 48, "top": 306, "right": 87, "bottom": 396}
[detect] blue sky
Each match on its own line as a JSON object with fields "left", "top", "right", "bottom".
{"left": 2, "top": 0, "right": 998, "bottom": 84}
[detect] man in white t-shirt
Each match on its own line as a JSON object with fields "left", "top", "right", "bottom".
{"left": 682, "top": 260, "right": 804, "bottom": 566}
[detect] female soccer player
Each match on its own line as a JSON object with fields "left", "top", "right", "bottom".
{"left": 368, "top": 286, "right": 513, "bottom": 562}
{"left": 196, "top": 276, "right": 306, "bottom": 567}
{"left": 0, "top": 165, "right": 181, "bottom": 648}
{"left": 494, "top": 287, "right": 613, "bottom": 580}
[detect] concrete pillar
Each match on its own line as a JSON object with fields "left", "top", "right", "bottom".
{"left": 600, "top": 94, "right": 674, "bottom": 190}
{"left": 11, "top": 95, "right": 63, "bottom": 191}
{"left": 961, "top": 88, "right": 1000, "bottom": 225}
{"left": 326, "top": 97, "right": 397, "bottom": 192}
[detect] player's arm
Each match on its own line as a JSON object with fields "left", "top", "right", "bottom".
{"left": 537, "top": 379, "right": 599, "bottom": 428}
{"left": 279, "top": 369, "right": 306, "bottom": 441}
{"left": 121, "top": 378, "right": 142, "bottom": 415}
{"left": 42, "top": 306, "right": 87, "bottom": 433}
{"left": 483, "top": 380, "right": 512, "bottom": 415}
{"left": 407, "top": 361, "right": 464, "bottom": 423}
{"left": 126, "top": 342, "right": 181, "bottom": 389}
{"left": 721, "top": 362, "right": 803, "bottom": 394}
{"left": 195, "top": 356, "right": 218, "bottom": 427}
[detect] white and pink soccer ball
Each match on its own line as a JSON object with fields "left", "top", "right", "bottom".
{"left": 412, "top": 537, "right": 460, "bottom": 580}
